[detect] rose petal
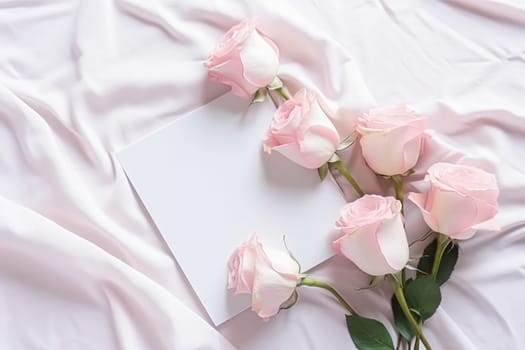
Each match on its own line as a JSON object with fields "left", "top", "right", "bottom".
{"left": 401, "top": 134, "right": 424, "bottom": 171}
{"left": 359, "top": 133, "right": 404, "bottom": 175}
{"left": 306, "top": 94, "right": 337, "bottom": 132}
{"left": 427, "top": 188, "right": 477, "bottom": 236}
{"left": 333, "top": 223, "right": 399, "bottom": 276}
{"left": 227, "top": 235, "right": 260, "bottom": 293}
{"left": 336, "top": 195, "right": 398, "bottom": 231}
{"left": 240, "top": 30, "right": 279, "bottom": 87}
{"left": 365, "top": 105, "right": 421, "bottom": 128}
{"left": 272, "top": 143, "right": 314, "bottom": 169}
{"left": 298, "top": 128, "right": 339, "bottom": 167}
{"left": 208, "top": 59, "right": 257, "bottom": 98}
{"left": 265, "top": 250, "right": 300, "bottom": 277}
{"left": 471, "top": 197, "right": 499, "bottom": 227}
{"left": 376, "top": 214, "right": 409, "bottom": 272}
{"left": 251, "top": 250, "right": 298, "bottom": 319}
{"left": 408, "top": 192, "right": 439, "bottom": 232}
{"left": 471, "top": 218, "right": 500, "bottom": 232}
{"left": 452, "top": 228, "right": 477, "bottom": 240}
{"left": 360, "top": 125, "right": 425, "bottom": 176}
{"left": 357, "top": 105, "right": 427, "bottom": 176}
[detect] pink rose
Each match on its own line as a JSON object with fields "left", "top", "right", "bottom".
{"left": 206, "top": 19, "right": 280, "bottom": 99}
{"left": 408, "top": 162, "right": 499, "bottom": 239}
{"left": 264, "top": 89, "right": 341, "bottom": 169}
{"left": 332, "top": 195, "right": 409, "bottom": 276}
{"left": 228, "top": 235, "right": 301, "bottom": 319}
{"left": 357, "top": 105, "right": 428, "bottom": 176}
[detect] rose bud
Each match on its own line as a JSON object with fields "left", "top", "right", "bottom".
{"left": 264, "top": 89, "right": 341, "bottom": 169}
{"left": 332, "top": 195, "right": 409, "bottom": 276}
{"left": 228, "top": 235, "right": 301, "bottom": 320}
{"left": 408, "top": 162, "right": 499, "bottom": 239}
{"left": 206, "top": 19, "right": 279, "bottom": 99}
{"left": 357, "top": 105, "right": 428, "bottom": 176}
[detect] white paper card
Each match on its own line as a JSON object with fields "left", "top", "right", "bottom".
{"left": 117, "top": 94, "right": 346, "bottom": 326}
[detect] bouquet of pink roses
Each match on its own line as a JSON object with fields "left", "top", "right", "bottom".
{"left": 206, "top": 19, "right": 499, "bottom": 350}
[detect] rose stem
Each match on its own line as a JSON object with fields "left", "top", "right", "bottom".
{"left": 298, "top": 277, "right": 359, "bottom": 315}
{"left": 391, "top": 175, "right": 408, "bottom": 348}
{"left": 391, "top": 175, "right": 404, "bottom": 215}
{"left": 414, "top": 336, "right": 420, "bottom": 350}
{"left": 392, "top": 174, "right": 408, "bottom": 348}
{"left": 431, "top": 234, "right": 452, "bottom": 279}
{"left": 267, "top": 88, "right": 279, "bottom": 108}
{"left": 332, "top": 160, "right": 365, "bottom": 197}
{"left": 391, "top": 275, "right": 433, "bottom": 350}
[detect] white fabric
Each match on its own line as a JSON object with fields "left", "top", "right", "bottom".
{"left": 1, "top": 0, "right": 524, "bottom": 349}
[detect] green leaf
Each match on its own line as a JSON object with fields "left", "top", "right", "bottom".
{"left": 405, "top": 276, "right": 441, "bottom": 321}
{"left": 435, "top": 241, "right": 458, "bottom": 286}
{"left": 317, "top": 163, "right": 329, "bottom": 181}
{"left": 251, "top": 88, "right": 267, "bottom": 104}
{"left": 417, "top": 239, "right": 436, "bottom": 276}
{"left": 337, "top": 134, "right": 356, "bottom": 151}
{"left": 266, "top": 76, "right": 283, "bottom": 90}
{"left": 391, "top": 294, "right": 415, "bottom": 342}
{"left": 417, "top": 238, "right": 459, "bottom": 286}
{"left": 279, "top": 290, "right": 298, "bottom": 310}
{"left": 356, "top": 275, "right": 385, "bottom": 291}
{"left": 328, "top": 153, "right": 340, "bottom": 163}
{"left": 346, "top": 315, "right": 394, "bottom": 350}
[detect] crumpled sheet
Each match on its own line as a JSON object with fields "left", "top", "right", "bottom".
{"left": 1, "top": 0, "right": 524, "bottom": 349}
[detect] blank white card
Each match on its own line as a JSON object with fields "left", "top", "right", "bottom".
{"left": 118, "top": 94, "right": 345, "bottom": 325}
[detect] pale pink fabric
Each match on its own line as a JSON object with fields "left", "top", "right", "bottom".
{"left": 1, "top": 1, "right": 525, "bottom": 350}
